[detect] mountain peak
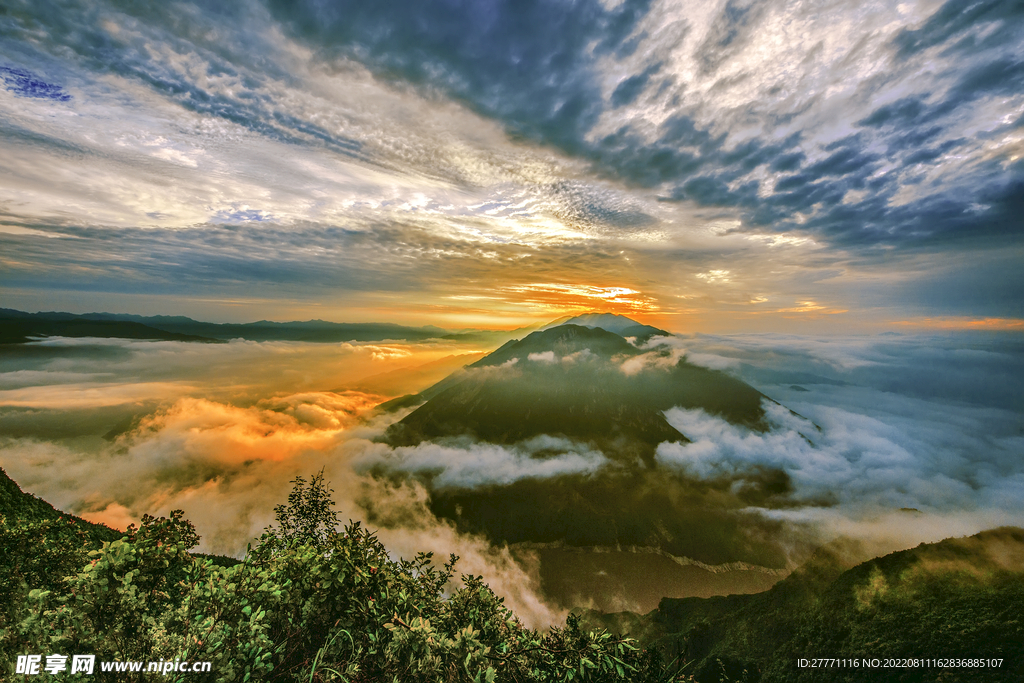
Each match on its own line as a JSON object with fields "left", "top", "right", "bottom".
{"left": 385, "top": 321, "right": 771, "bottom": 461}
{"left": 470, "top": 324, "right": 637, "bottom": 368}
{"left": 541, "top": 312, "right": 669, "bottom": 340}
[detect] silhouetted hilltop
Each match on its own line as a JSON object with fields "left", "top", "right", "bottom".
{"left": 0, "top": 308, "right": 451, "bottom": 344}
{"left": 0, "top": 310, "right": 221, "bottom": 344}
{"left": 0, "top": 468, "right": 239, "bottom": 571}
{"left": 0, "top": 466, "right": 120, "bottom": 543}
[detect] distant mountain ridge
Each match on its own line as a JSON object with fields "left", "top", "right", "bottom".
{"left": 0, "top": 308, "right": 449, "bottom": 344}
{"left": 0, "top": 308, "right": 667, "bottom": 346}
{"left": 0, "top": 308, "right": 536, "bottom": 345}
{"left": 0, "top": 309, "right": 223, "bottom": 344}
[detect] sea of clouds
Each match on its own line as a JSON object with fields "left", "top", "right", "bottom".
{"left": 1, "top": 330, "right": 1022, "bottom": 623}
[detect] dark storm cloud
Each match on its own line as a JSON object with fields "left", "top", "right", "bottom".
{"left": 807, "top": 167, "right": 1024, "bottom": 249}
{"left": 610, "top": 62, "right": 663, "bottom": 109}
{"left": 858, "top": 97, "right": 929, "bottom": 129}
{"left": 857, "top": 59, "right": 1024, "bottom": 131}
{"left": 804, "top": 138, "right": 879, "bottom": 178}
{"left": 948, "top": 57, "right": 1024, "bottom": 100}
{"left": 264, "top": 0, "right": 653, "bottom": 152}
{"left": 902, "top": 139, "right": 962, "bottom": 166}
{"left": 769, "top": 152, "right": 804, "bottom": 173}
{"left": 891, "top": 0, "right": 1024, "bottom": 59}
{"left": 258, "top": 0, "right": 1023, "bottom": 253}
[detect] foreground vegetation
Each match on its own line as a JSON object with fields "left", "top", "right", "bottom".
{"left": 1, "top": 469, "right": 670, "bottom": 682}
{"left": 3, "top": 465, "right": 1022, "bottom": 682}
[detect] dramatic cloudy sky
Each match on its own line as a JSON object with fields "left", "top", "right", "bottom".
{"left": 1, "top": 0, "right": 1021, "bottom": 330}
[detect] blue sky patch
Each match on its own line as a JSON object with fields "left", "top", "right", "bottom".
{"left": 1, "top": 66, "right": 72, "bottom": 101}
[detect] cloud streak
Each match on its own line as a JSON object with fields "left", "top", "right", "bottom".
{"left": 356, "top": 435, "right": 610, "bottom": 490}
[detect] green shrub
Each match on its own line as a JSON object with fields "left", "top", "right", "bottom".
{"left": 2, "top": 475, "right": 674, "bottom": 682}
